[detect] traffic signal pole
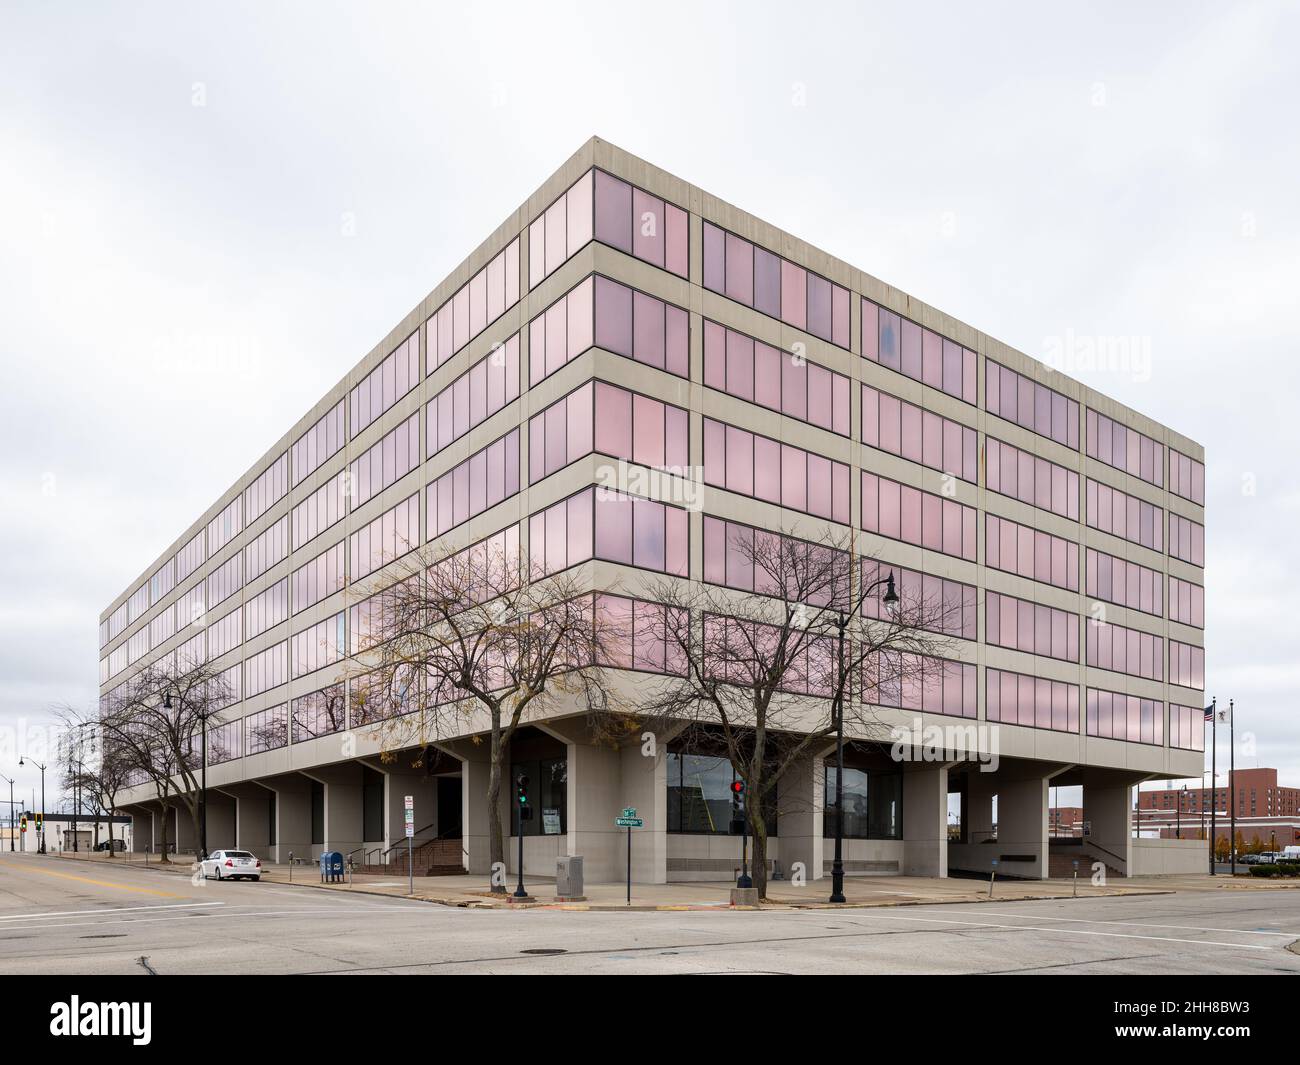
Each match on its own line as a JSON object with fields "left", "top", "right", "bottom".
{"left": 732, "top": 780, "right": 751, "bottom": 889}
{"left": 514, "top": 773, "right": 530, "bottom": 899}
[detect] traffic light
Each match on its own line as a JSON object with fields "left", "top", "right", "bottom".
{"left": 729, "top": 780, "right": 746, "bottom": 835}
{"left": 35, "top": 813, "right": 42, "bottom": 833}
{"left": 19, "top": 814, "right": 26, "bottom": 834}
{"left": 516, "top": 774, "right": 532, "bottom": 821}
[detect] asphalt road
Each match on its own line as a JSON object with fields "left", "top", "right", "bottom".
{"left": 2, "top": 852, "right": 1298, "bottom": 975}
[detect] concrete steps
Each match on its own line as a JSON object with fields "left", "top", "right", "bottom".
{"left": 359, "top": 837, "right": 464, "bottom": 877}
{"left": 1048, "top": 850, "right": 1124, "bottom": 880}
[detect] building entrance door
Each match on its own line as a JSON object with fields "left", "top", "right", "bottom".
{"left": 437, "top": 776, "right": 462, "bottom": 838}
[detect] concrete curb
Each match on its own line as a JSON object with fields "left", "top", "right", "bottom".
{"left": 20, "top": 852, "right": 1185, "bottom": 912}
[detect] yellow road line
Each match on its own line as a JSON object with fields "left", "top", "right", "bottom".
{"left": 0, "top": 860, "right": 184, "bottom": 898}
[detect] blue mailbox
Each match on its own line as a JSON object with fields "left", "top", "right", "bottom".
{"left": 320, "top": 851, "right": 344, "bottom": 883}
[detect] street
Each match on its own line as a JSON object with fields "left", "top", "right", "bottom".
{"left": 1, "top": 853, "right": 1298, "bottom": 975}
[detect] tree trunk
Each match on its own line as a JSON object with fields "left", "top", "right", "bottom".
{"left": 107, "top": 817, "right": 115, "bottom": 858}
{"left": 751, "top": 808, "right": 769, "bottom": 900}
{"left": 486, "top": 726, "right": 505, "bottom": 892}
{"left": 158, "top": 802, "right": 171, "bottom": 863}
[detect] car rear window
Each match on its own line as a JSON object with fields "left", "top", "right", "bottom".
{"left": 225, "top": 851, "right": 254, "bottom": 858}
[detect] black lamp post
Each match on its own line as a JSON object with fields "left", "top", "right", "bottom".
{"left": 165, "top": 690, "right": 209, "bottom": 860}
{"left": 1, "top": 774, "right": 13, "bottom": 852}
{"left": 67, "top": 723, "right": 88, "bottom": 853}
{"left": 733, "top": 779, "right": 751, "bottom": 889}
{"left": 19, "top": 757, "right": 46, "bottom": 853}
{"left": 514, "top": 773, "right": 529, "bottom": 899}
{"left": 830, "top": 572, "right": 897, "bottom": 905}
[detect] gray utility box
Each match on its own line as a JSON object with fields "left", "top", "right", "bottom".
{"left": 556, "top": 855, "right": 584, "bottom": 898}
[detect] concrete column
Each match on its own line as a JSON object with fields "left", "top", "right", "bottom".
{"left": 123, "top": 806, "right": 151, "bottom": 854}
{"left": 218, "top": 783, "right": 272, "bottom": 856}
{"left": 966, "top": 768, "right": 996, "bottom": 843}
{"left": 620, "top": 740, "right": 672, "bottom": 884}
{"left": 147, "top": 804, "right": 162, "bottom": 853}
{"left": 777, "top": 753, "right": 828, "bottom": 883}
{"left": 1083, "top": 769, "right": 1138, "bottom": 875}
{"left": 367, "top": 761, "right": 440, "bottom": 865}
{"left": 540, "top": 717, "right": 675, "bottom": 885}
{"left": 302, "top": 763, "right": 365, "bottom": 859}
{"left": 173, "top": 802, "right": 197, "bottom": 857}
{"left": 902, "top": 763, "right": 955, "bottom": 876}
{"left": 995, "top": 770, "right": 1050, "bottom": 879}
{"left": 387, "top": 773, "right": 438, "bottom": 851}
{"left": 204, "top": 792, "right": 237, "bottom": 854}
{"left": 562, "top": 742, "right": 622, "bottom": 882}
{"left": 262, "top": 774, "right": 313, "bottom": 863}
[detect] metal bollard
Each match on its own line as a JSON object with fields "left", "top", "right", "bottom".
{"left": 348, "top": 857, "right": 354, "bottom": 885}
{"left": 288, "top": 851, "right": 293, "bottom": 882}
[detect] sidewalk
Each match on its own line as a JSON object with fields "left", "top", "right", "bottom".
{"left": 31, "top": 849, "right": 1204, "bottom": 911}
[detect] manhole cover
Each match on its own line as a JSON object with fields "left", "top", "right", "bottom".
{"left": 520, "top": 948, "right": 567, "bottom": 955}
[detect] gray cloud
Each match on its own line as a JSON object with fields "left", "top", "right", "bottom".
{"left": 1, "top": 1, "right": 1294, "bottom": 805}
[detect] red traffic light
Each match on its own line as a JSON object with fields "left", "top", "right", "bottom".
{"left": 730, "top": 780, "right": 745, "bottom": 795}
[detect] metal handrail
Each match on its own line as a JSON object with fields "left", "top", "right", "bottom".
{"left": 381, "top": 821, "right": 438, "bottom": 858}
{"left": 1079, "top": 838, "right": 1128, "bottom": 869}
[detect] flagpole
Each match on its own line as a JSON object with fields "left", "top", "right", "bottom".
{"left": 1209, "top": 696, "right": 1217, "bottom": 875}
{"left": 1229, "top": 699, "right": 1236, "bottom": 875}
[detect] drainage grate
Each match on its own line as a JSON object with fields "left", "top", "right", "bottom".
{"left": 520, "top": 948, "right": 567, "bottom": 955}
{"left": 80, "top": 934, "right": 127, "bottom": 939}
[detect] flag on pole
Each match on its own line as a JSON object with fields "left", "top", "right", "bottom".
{"left": 1203, "top": 704, "right": 1215, "bottom": 720}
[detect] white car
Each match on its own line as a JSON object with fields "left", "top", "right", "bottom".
{"left": 200, "top": 849, "right": 262, "bottom": 881}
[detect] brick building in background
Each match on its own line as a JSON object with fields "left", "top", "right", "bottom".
{"left": 1135, "top": 768, "right": 1300, "bottom": 846}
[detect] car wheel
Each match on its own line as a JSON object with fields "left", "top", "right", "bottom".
{"left": 215, "top": 866, "right": 222, "bottom": 881}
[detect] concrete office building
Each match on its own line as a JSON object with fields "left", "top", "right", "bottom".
{"left": 100, "top": 138, "right": 1208, "bottom": 883}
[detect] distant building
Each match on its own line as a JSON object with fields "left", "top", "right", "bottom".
{"left": 1139, "top": 768, "right": 1300, "bottom": 818}
{"left": 1049, "top": 805, "right": 1084, "bottom": 837}
{"left": 1136, "top": 769, "right": 1300, "bottom": 846}
{"left": 0, "top": 813, "right": 132, "bottom": 853}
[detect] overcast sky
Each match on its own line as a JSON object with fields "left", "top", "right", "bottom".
{"left": 2, "top": 1, "right": 1296, "bottom": 809}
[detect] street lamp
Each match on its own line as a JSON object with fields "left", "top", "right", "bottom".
{"left": 66, "top": 724, "right": 86, "bottom": 853}
{"left": 19, "top": 757, "right": 47, "bottom": 854}
{"left": 830, "top": 572, "right": 897, "bottom": 905}
{"left": 1, "top": 774, "right": 13, "bottom": 851}
{"left": 165, "top": 690, "right": 210, "bottom": 860}
{"left": 514, "top": 772, "right": 529, "bottom": 899}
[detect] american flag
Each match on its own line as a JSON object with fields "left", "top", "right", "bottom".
{"left": 1203, "top": 704, "right": 1216, "bottom": 720}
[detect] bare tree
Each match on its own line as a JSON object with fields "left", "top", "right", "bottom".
{"left": 98, "top": 655, "right": 232, "bottom": 862}
{"left": 349, "top": 535, "right": 616, "bottom": 893}
{"left": 54, "top": 708, "right": 136, "bottom": 858}
{"left": 640, "top": 524, "right": 959, "bottom": 900}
